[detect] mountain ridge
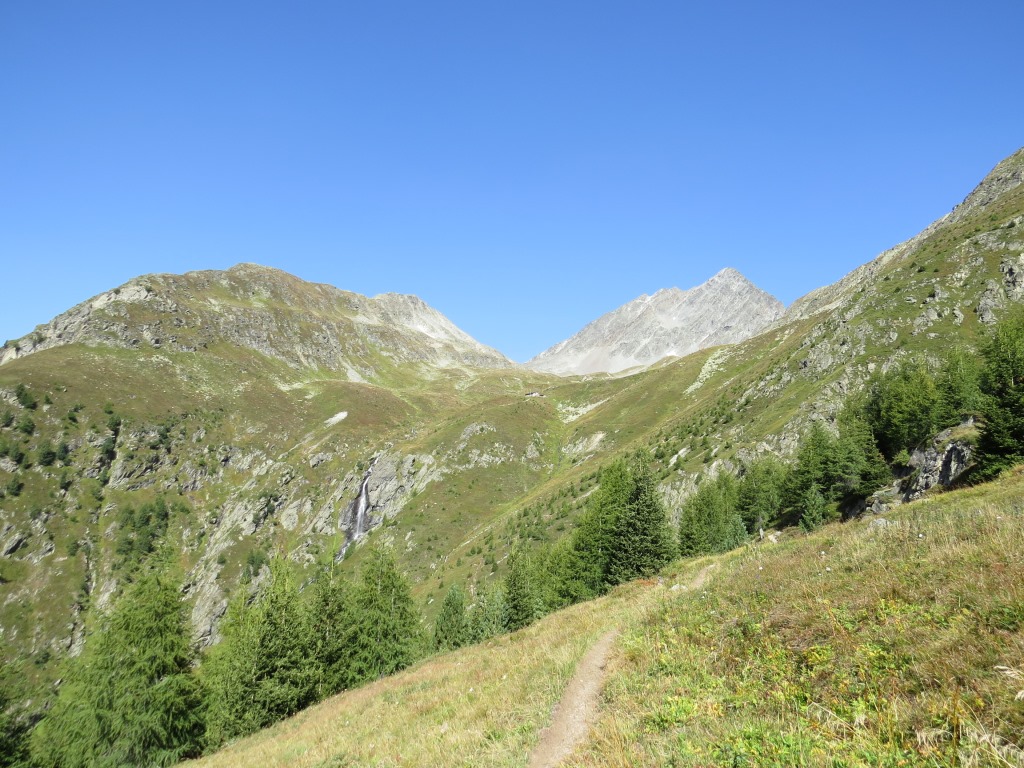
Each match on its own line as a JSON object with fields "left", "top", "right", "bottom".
{"left": 2, "top": 147, "right": 1024, "bottom": 741}
{"left": 0, "top": 262, "right": 513, "bottom": 377}
{"left": 526, "top": 267, "right": 785, "bottom": 375}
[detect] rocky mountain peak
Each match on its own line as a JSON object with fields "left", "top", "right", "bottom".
{"left": 527, "top": 269, "right": 784, "bottom": 376}
{"left": 0, "top": 264, "right": 512, "bottom": 375}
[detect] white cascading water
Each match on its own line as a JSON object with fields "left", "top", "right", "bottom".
{"left": 353, "top": 456, "right": 381, "bottom": 539}
{"left": 352, "top": 462, "right": 374, "bottom": 538}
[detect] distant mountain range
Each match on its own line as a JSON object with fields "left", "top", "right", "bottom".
{"left": 1, "top": 145, "right": 1022, "bottom": 724}
{"left": 4, "top": 266, "right": 786, "bottom": 379}
{"left": 1, "top": 263, "right": 513, "bottom": 377}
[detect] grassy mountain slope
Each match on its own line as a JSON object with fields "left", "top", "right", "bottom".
{"left": 1, "top": 148, "right": 1023, "bottom": 715}
{"left": 183, "top": 468, "right": 1024, "bottom": 767}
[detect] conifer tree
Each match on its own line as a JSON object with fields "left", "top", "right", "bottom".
{"left": 736, "top": 456, "right": 787, "bottom": 532}
{"left": 467, "top": 584, "right": 509, "bottom": 643}
{"left": 785, "top": 422, "right": 839, "bottom": 507}
{"left": 865, "top": 360, "right": 941, "bottom": 459}
{"left": 203, "top": 557, "right": 315, "bottom": 748}
{"left": 538, "top": 538, "right": 590, "bottom": 609}
{"left": 308, "top": 568, "right": 360, "bottom": 699}
{"left": 33, "top": 566, "right": 204, "bottom": 768}
{"left": 606, "top": 452, "right": 676, "bottom": 584}
{"left": 352, "top": 548, "right": 422, "bottom": 682}
{"left": 433, "top": 584, "right": 469, "bottom": 651}
{"left": 977, "top": 307, "right": 1024, "bottom": 477}
{"left": 571, "top": 459, "right": 630, "bottom": 595}
{"left": 938, "top": 345, "right": 983, "bottom": 426}
{"left": 678, "top": 472, "right": 746, "bottom": 556}
{"left": 202, "top": 591, "right": 261, "bottom": 748}
{"left": 799, "top": 482, "right": 827, "bottom": 532}
{"left": 253, "top": 559, "right": 316, "bottom": 716}
{"left": 504, "top": 549, "right": 542, "bottom": 631}
{"left": 833, "top": 408, "right": 891, "bottom": 502}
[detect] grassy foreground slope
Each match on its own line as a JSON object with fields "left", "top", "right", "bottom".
{"left": 187, "top": 470, "right": 1024, "bottom": 768}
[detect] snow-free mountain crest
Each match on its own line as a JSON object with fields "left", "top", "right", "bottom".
{"left": 0, "top": 263, "right": 513, "bottom": 377}
{"left": 526, "top": 268, "right": 785, "bottom": 376}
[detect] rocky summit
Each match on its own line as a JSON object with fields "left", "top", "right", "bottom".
{"left": 0, "top": 263, "right": 513, "bottom": 377}
{"left": 526, "top": 268, "right": 785, "bottom": 375}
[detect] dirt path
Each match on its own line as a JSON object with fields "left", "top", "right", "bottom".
{"left": 527, "top": 629, "right": 618, "bottom": 768}
{"left": 527, "top": 563, "right": 717, "bottom": 768}
{"left": 683, "top": 562, "right": 717, "bottom": 592}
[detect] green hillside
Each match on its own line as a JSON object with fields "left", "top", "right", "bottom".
{"left": 0, "top": 147, "right": 1023, "bottom": 764}
{"left": 181, "top": 468, "right": 1024, "bottom": 768}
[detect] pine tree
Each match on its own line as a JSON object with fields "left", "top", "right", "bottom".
{"left": 433, "top": 584, "right": 469, "bottom": 651}
{"left": 33, "top": 566, "right": 204, "bottom": 768}
{"left": 203, "top": 557, "right": 315, "bottom": 748}
{"left": 504, "top": 549, "right": 542, "bottom": 631}
{"left": 606, "top": 452, "right": 676, "bottom": 584}
{"left": 352, "top": 548, "right": 422, "bottom": 682}
{"left": 308, "top": 568, "right": 360, "bottom": 699}
{"left": 799, "top": 482, "right": 827, "bottom": 532}
{"left": 977, "top": 307, "right": 1024, "bottom": 477}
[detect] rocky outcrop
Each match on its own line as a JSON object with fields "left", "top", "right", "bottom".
{"left": 527, "top": 268, "right": 784, "bottom": 375}
{"left": 900, "top": 424, "right": 975, "bottom": 501}
{"left": 863, "top": 422, "right": 976, "bottom": 515}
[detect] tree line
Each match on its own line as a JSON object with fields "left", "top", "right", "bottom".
{"left": 675, "top": 307, "right": 1024, "bottom": 550}
{"left": 26, "top": 547, "right": 423, "bottom": 767}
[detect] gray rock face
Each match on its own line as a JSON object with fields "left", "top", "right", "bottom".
{"left": 526, "top": 268, "right": 785, "bottom": 376}
{"left": 862, "top": 422, "right": 975, "bottom": 516}
{"left": 900, "top": 425, "right": 974, "bottom": 501}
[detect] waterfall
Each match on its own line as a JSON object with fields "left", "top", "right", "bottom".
{"left": 335, "top": 457, "right": 378, "bottom": 563}
{"left": 353, "top": 462, "right": 374, "bottom": 538}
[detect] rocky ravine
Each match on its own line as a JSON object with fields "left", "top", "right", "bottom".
{"left": 526, "top": 268, "right": 785, "bottom": 376}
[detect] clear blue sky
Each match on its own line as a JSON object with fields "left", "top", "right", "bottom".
{"left": 2, "top": 1, "right": 1021, "bottom": 362}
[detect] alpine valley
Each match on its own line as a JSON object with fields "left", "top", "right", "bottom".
{"left": 2, "top": 147, "right": 1024, "bottom": 767}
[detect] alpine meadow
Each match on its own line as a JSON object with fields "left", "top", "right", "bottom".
{"left": 1, "top": 147, "right": 1024, "bottom": 768}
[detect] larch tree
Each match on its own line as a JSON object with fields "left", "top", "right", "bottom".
{"left": 433, "top": 583, "right": 469, "bottom": 651}
{"left": 33, "top": 565, "right": 204, "bottom": 768}
{"left": 352, "top": 548, "right": 422, "bottom": 682}
{"left": 606, "top": 452, "right": 676, "bottom": 584}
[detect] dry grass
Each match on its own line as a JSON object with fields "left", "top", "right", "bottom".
{"left": 183, "top": 580, "right": 658, "bottom": 768}
{"left": 569, "top": 471, "right": 1024, "bottom": 767}
{"left": 189, "top": 472, "right": 1024, "bottom": 767}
